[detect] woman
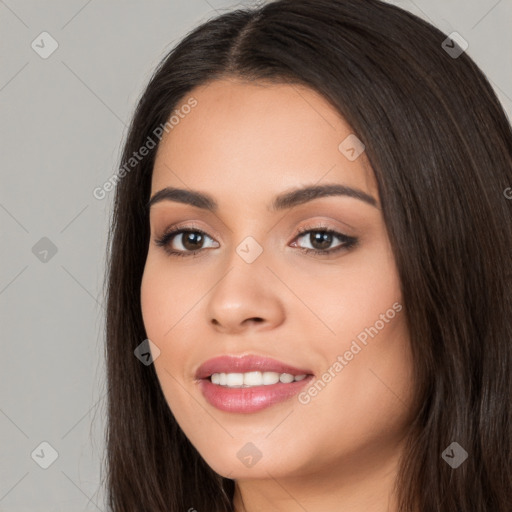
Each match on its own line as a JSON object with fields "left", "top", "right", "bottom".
{"left": 102, "top": 0, "right": 512, "bottom": 510}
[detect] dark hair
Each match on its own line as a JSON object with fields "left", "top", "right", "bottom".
{"left": 101, "top": 0, "right": 512, "bottom": 510}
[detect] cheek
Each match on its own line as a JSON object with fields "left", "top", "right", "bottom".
{"left": 296, "top": 244, "right": 411, "bottom": 437}
{"left": 140, "top": 262, "right": 190, "bottom": 393}
{"left": 140, "top": 259, "right": 200, "bottom": 400}
{"left": 294, "top": 314, "right": 413, "bottom": 471}
{"left": 304, "top": 239, "right": 401, "bottom": 340}
{"left": 140, "top": 258, "right": 193, "bottom": 340}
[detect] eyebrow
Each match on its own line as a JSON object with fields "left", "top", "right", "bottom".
{"left": 146, "top": 183, "right": 378, "bottom": 212}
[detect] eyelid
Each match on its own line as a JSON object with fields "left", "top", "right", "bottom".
{"left": 156, "top": 218, "right": 353, "bottom": 241}
{"left": 292, "top": 223, "right": 357, "bottom": 251}
{"left": 157, "top": 221, "right": 219, "bottom": 240}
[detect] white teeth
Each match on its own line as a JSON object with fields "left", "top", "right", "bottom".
{"left": 262, "top": 371, "right": 280, "bottom": 385}
{"left": 280, "top": 373, "right": 295, "bottom": 383}
{"left": 209, "top": 371, "right": 309, "bottom": 388}
{"left": 244, "top": 371, "right": 263, "bottom": 386}
{"left": 226, "top": 373, "right": 244, "bottom": 387}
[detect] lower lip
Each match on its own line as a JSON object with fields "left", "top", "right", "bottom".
{"left": 198, "top": 376, "right": 314, "bottom": 413}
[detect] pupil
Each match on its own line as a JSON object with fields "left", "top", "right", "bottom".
{"left": 311, "top": 231, "right": 332, "bottom": 250}
{"left": 183, "top": 232, "right": 203, "bottom": 250}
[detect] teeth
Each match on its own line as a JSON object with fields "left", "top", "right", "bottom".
{"left": 226, "top": 373, "right": 244, "bottom": 387}
{"left": 209, "top": 371, "right": 308, "bottom": 388}
{"left": 245, "top": 371, "right": 264, "bottom": 386}
{"left": 263, "top": 372, "right": 280, "bottom": 385}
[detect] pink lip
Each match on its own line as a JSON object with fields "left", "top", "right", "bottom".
{"left": 198, "top": 376, "right": 314, "bottom": 413}
{"left": 195, "top": 354, "right": 314, "bottom": 413}
{"left": 195, "top": 354, "right": 313, "bottom": 380}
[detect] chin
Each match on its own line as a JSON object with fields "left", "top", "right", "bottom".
{"left": 196, "top": 441, "right": 309, "bottom": 480}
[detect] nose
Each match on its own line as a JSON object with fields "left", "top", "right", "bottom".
{"left": 205, "top": 255, "right": 286, "bottom": 335}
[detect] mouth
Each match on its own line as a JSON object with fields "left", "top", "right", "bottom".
{"left": 195, "top": 354, "right": 315, "bottom": 413}
{"left": 195, "top": 353, "right": 314, "bottom": 380}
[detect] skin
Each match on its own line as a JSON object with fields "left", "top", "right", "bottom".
{"left": 140, "top": 78, "right": 416, "bottom": 512}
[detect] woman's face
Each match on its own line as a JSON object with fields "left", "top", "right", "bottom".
{"left": 141, "top": 78, "right": 414, "bottom": 484}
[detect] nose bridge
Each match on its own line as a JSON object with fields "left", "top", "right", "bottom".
{"left": 215, "top": 232, "right": 269, "bottom": 299}
{"left": 205, "top": 233, "right": 284, "bottom": 332}
{"left": 220, "top": 210, "right": 270, "bottom": 268}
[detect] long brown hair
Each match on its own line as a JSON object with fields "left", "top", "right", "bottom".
{"left": 101, "top": 0, "right": 512, "bottom": 510}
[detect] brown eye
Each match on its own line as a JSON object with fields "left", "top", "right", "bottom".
{"left": 155, "top": 228, "right": 219, "bottom": 257}
{"left": 293, "top": 227, "right": 357, "bottom": 255}
{"left": 155, "top": 224, "right": 357, "bottom": 258}
{"left": 300, "top": 231, "right": 335, "bottom": 251}
{"left": 179, "top": 231, "right": 205, "bottom": 251}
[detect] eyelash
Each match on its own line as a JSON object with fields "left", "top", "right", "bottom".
{"left": 154, "top": 222, "right": 358, "bottom": 258}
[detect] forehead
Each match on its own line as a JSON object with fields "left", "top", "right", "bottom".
{"left": 151, "top": 78, "right": 377, "bottom": 203}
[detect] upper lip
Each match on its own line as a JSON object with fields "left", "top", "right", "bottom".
{"left": 195, "top": 354, "right": 314, "bottom": 380}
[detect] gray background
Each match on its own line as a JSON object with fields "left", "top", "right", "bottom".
{"left": 1, "top": 0, "right": 511, "bottom": 510}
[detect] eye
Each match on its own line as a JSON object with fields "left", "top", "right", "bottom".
{"left": 154, "top": 223, "right": 358, "bottom": 258}
{"left": 154, "top": 225, "right": 219, "bottom": 257}
{"left": 292, "top": 224, "right": 358, "bottom": 256}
